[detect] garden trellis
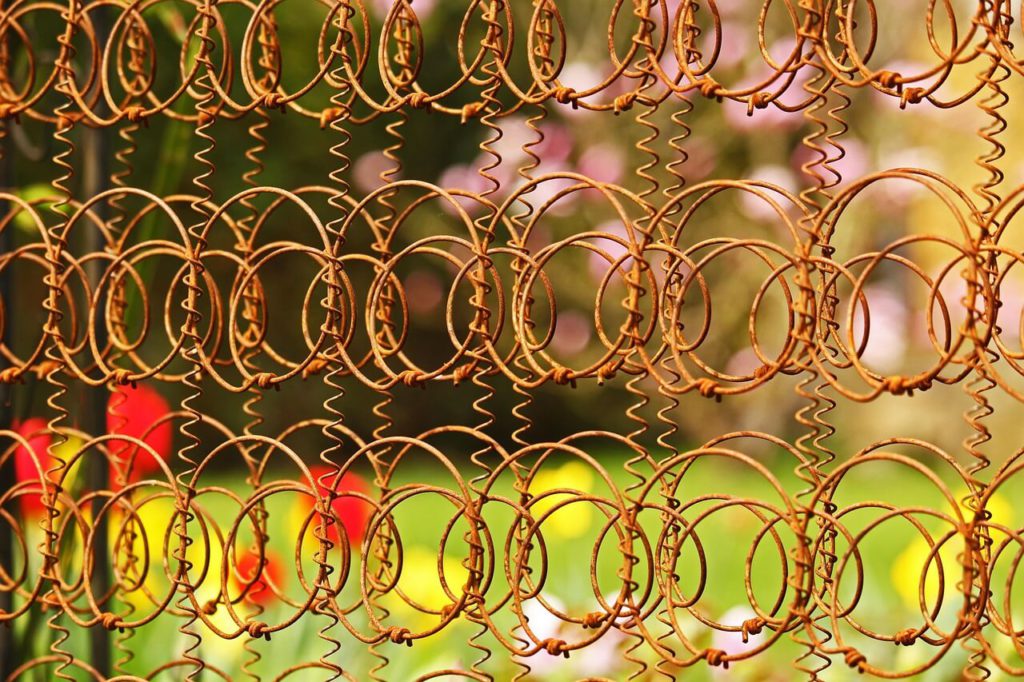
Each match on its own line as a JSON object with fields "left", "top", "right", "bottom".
{"left": 1, "top": 0, "right": 1024, "bottom": 679}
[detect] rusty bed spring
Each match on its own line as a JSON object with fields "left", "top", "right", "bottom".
{"left": 1, "top": 0, "right": 1024, "bottom": 679}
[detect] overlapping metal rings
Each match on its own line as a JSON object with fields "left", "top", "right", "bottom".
{"left": 1, "top": 0, "right": 1024, "bottom": 680}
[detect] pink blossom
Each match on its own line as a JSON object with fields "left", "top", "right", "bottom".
{"left": 851, "top": 284, "right": 908, "bottom": 373}
{"left": 403, "top": 269, "right": 443, "bottom": 316}
{"left": 739, "top": 165, "right": 798, "bottom": 222}
{"left": 722, "top": 97, "right": 801, "bottom": 132}
{"left": 371, "top": 0, "right": 436, "bottom": 22}
{"left": 587, "top": 220, "right": 632, "bottom": 279}
{"left": 550, "top": 310, "right": 592, "bottom": 356}
{"left": 709, "top": 606, "right": 765, "bottom": 678}
{"left": 353, "top": 152, "right": 398, "bottom": 194}
{"left": 438, "top": 163, "right": 492, "bottom": 215}
{"left": 535, "top": 122, "right": 573, "bottom": 164}
{"left": 674, "top": 136, "right": 716, "bottom": 183}
{"left": 790, "top": 137, "right": 870, "bottom": 186}
{"left": 578, "top": 144, "right": 624, "bottom": 185}
{"left": 714, "top": 22, "right": 752, "bottom": 70}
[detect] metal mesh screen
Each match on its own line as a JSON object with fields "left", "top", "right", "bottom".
{"left": 1, "top": 0, "right": 1024, "bottom": 679}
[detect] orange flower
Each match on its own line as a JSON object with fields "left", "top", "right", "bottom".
{"left": 10, "top": 418, "right": 82, "bottom": 516}
{"left": 12, "top": 417, "right": 52, "bottom": 515}
{"left": 234, "top": 548, "right": 285, "bottom": 607}
{"left": 294, "top": 465, "right": 372, "bottom": 549}
{"left": 106, "top": 383, "right": 173, "bottom": 483}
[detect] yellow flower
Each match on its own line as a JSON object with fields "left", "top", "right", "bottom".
{"left": 528, "top": 461, "right": 594, "bottom": 539}
{"left": 398, "top": 546, "right": 468, "bottom": 611}
{"left": 376, "top": 546, "right": 468, "bottom": 629}
{"left": 110, "top": 496, "right": 222, "bottom": 614}
{"left": 891, "top": 490, "right": 1014, "bottom": 610}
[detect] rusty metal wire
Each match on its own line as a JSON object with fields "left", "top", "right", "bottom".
{"left": 1, "top": 0, "right": 1024, "bottom": 679}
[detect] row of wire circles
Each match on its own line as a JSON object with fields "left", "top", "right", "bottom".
{"left": 1, "top": 0, "right": 1023, "bottom": 680}
{"left": 3, "top": 425, "right": 1024, "bottom": 678}
{"left": 2, "top": 173, "right": 1024, "bottom": 402}
{"left": 1, "top": 0, "right": 1024, "bottom": 122}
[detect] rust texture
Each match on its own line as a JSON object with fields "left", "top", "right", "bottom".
{"left": 0, "top": 0, "right": 1023, "bottom": 680}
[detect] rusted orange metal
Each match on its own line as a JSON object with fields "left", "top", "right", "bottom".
{"left": 0, "top": 0, "right": 1022, "bottom": 679}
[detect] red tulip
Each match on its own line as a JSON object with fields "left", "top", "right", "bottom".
{"left": 302, "top": 465, "right": 372, "bottom": 548}
{"left": 11, "top": 417, "right": 52, "bottom": 515}
{"left": 106, "top": 383, "right": 173, "bottom": 483}
{"left": 235, "top": 548, "right": 285, "bottom": 606}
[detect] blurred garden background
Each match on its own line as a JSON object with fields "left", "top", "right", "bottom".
{"left": 3, "top": 0, "right": 1024, "bottom": 679}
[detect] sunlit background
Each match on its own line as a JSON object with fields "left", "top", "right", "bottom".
{"left": 4, "top": 0, "right": 1024, "bottom": 679}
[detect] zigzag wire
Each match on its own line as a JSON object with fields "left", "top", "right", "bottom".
{"left": 238, "top": 55, "right": 275, "bottom": 682}
{"left": 365, "top": 13, "right": 412, "bottom": 680}
{"left": 40, "top": 3, "right": 79, "bottom": 678}
{"left": 458, "top": 2, "right": 508, "bottom": 677}
{"left": 506, "top": 89, "right": 545, "bottom": 682}
{"left": 792, "top": 2, "right": 834, "bottom": 678}
{"left": 0, "top": 0, "right": 1021, "bottom": 679}
{"left": 107, "top": 16, "right": 145, "bottom": 668}
{"left": 505, "top": 4, "right": 557, "bottom": 677}
{"left": 173, "top": 0, "right": 222, "bottom": 678}
{"left": 619, "top": 4, "right": 662, "bottom": 676}
{"left": 960, "top": 3, "right": 1008, "bottom": 679}
{"left": 107, "top": 97, "right": 138, "bottom": 662}
{"left": 799, "top": 3, "right": 857, "bottom": 677}
{"left": 313, "top": 1, "right": 360, "bottom": 676}
{"left": 652, "top": 89, "right": 692, "bottom": 682}
{"left": 650, "top": 6, "right": 704, "bottom": 675}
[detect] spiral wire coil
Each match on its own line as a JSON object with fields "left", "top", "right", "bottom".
{"left": 2, "top": 0, "right": 1024, "bottom": 679}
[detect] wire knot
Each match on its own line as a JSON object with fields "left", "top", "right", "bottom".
{"left": 0, "top": 367, "right": 22, "bottom": 384}
{"left": 385, "top": 626, "right": 413, "bottom": 646}
{"left": 704, "top": 648, "right": 728, "bottom": 668}
{"left": 881, "top": 374, "right": 930, "bottom": 396}
{"left": 202, "top": 599, "right": 219, "bottom": 615}
{"left": 100, "top": 612, "right": 125, "bottom": 632}
{"left": 319, "top": 107, "right": 345, "bottom": 129}
{"left": 302, "top": 356, "right": 330, "bottom": 378}
{"left": 246, "top": 620, "right": 272, "bottom": 640}
{"left": 894, "top": 628, "right": 917, "bottom": 646}
{"left": 876, "top": 70, "right": 902, "bottom": 89}
{"left": 397, "top": 369, "right": 428, "bottom": 388}
{"left": 613, "top": 91, "right": 638, "bottom": 114}
{"left": 57, "top": 112, "right": 81, "bottom": 129}
{"left": 111, "top": 368, "right": 136, "bottom": 387}
{"left": 405, "top": 92, "right": 430, "bottom": 110}
{"left": 694, "top": 377, "right": 721, "bottom": 401}
{"left": 540, "top": 638, "right": 570, "bottom": 657}
{"left": 551, "top": 366, "right": 577, "bottom": 387}
{"left": 461, "top": 101, "right": 485, "bottom": 123}
{"left": 843, "top": 648, "right": 867, "bottom": 671}
{"left": 452, "top": 363, "right": 474, "bottom": 385}
{"left": 253, "top": 372, "right": 277, "bottom": 390}
{"left": 899, "top": 87, "right": 926, "bottom": 109}
{"left": 35, "top": 359, "right": 61, "bottom": 379}
{"left": 597, "top": 362, "right": 618, "bottom": 385}
{"left": 197, "top": 110, "right": 216, "bottom": 127}
{"left": 741, "top": 617, "right": 765, "bottom": 642}
{"left": 553, "top": 86, "right": 579, "bottom": 108}
{"left": 261, "top": 92, "right": 287, "bottom": 111}
{"left": 124, "top": 105, "right": 148, "bottom": 125}
{"left": 0, "top": 102, "right": 18, "bottom": 121}
{"left": 581, "top": 610, "right": 607, "bottom": 629}
{"left": 695, "top": 77, "right": 724, "bottom": 101}
{"left": 747, "top": 91, "right": 772, "bottom": 116}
